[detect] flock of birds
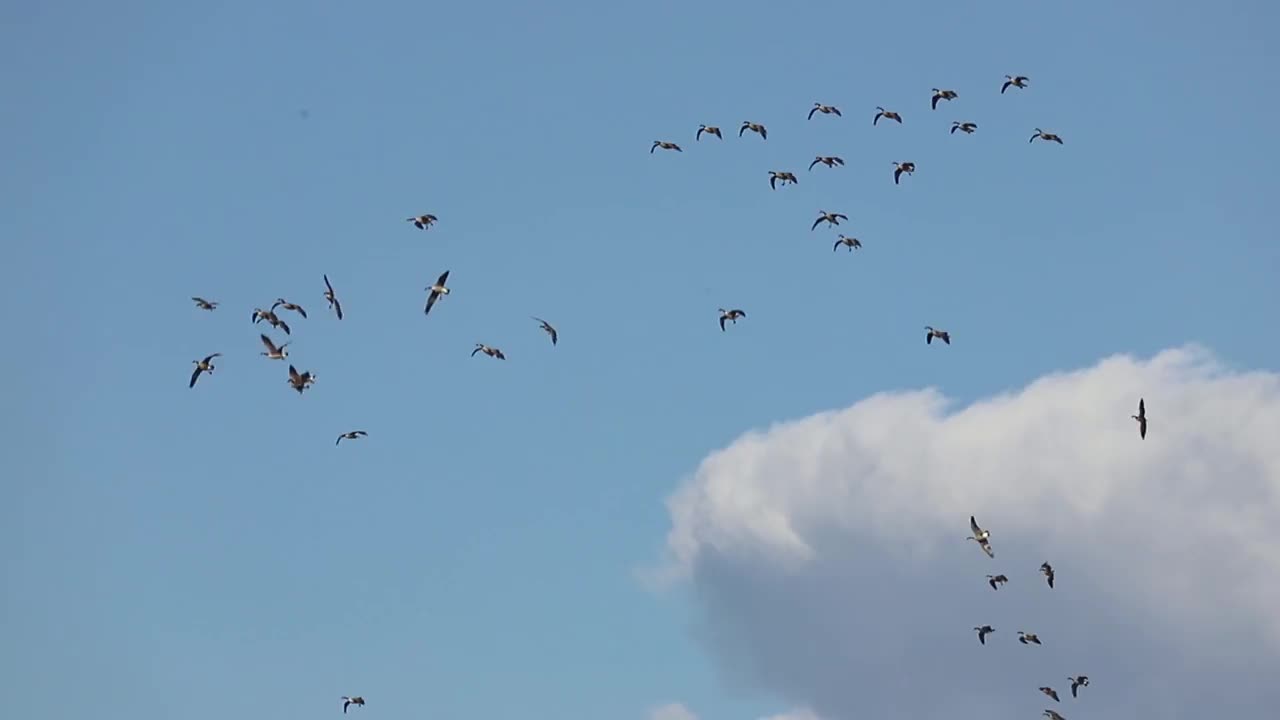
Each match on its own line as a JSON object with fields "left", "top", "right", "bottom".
{"left": 184, "top": 72, "right": 1153, "bottom": 716}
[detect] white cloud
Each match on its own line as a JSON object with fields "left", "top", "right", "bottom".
{"left": 758, "top": 710, "right": 822, "bottom": 720}
{"left": 650, "top": 702, "right": 698, "bottom": 720}
{"left": 653, "top": 346, "right": 1280, "bottom": 718}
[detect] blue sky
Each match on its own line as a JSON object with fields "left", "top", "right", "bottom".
{"left": 2, "top": 1, "right": 1278, "bottom": 718}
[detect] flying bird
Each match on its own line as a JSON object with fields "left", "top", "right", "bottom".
{"left": 951, "top": 121, "right": 978, "bottom": 135}
{"left": 769, "top": 170, "right": 799, "bottom": 189}
{"left": 974, "top": 625, "right": 995, "bottom": 645}
{"left": 1002, "top": 75, "right": 1030, "bottom": 93}
{"left": 893, "top": 161, "right": 916, "bottom": 185}
{"left": 1043, "top": 711, "right": 1065, "bottom": 720}
{"left": 740, "top": 121, "right": 767, "bottom": 139}
{"left": 407, "top": 214, "right": 437, "bottom": 230}
{"left": 1040, "top": 562, "right": 1056, "bottom": 589}
{"left": 812, "top": 210, "right": 848, "bottom": 231}
{"left": 808, "top": 156, "right": 844, "bottom": 171}
{"left": 833, "top": 235, "right": 862, "bottom": 252}
{"left": 323, "top": 274, "right": 343, "bottom": 320}
{"left": 718, "top": 308, "right": 746, "bottom": 332}
{"left": 189, "top": 353, "right": 221, "bottom": 388}
{"left": 967, "top": 515, "right": 993, "bottom": 558}
{"left": 252, "top": 308, "right": 290, "bottom": 335}
{"left": 1018, "top": 631, "right": 1042, "bottom": 645}
{"left": 931, "top": 88, "right": 958, "bottom": 110}
{"left": 1132, "top": 398, "right": 1147, "bottom": 439}
{"left": 259, "top": 333, "right": 290, "bottom": 360}
{"left": 472, "top": 343, "right": 507, "bottom": 360}
{"left": 271, "top": 298, "right": 307, "bottom": 319}
{"left": 192, "top": 297, "right": 218, "bottom": 310}
{"left": 532, "top": 317, "right": 558, "bottom": 345}
{"left": 696, "top": 124, "right": 722, "bottom": 141}
{"left": 873, "top": 107, "right": 902, "bottom": 125}
{"left": 986, "top": 574, "right": 1009, "bottom": 591}
{"left": 925, "top": 326, "right": 951, "bottom": 345}
{"left": 287, "top": 364, "right": 316, "bottom": 394}
{"left": 336, "top": 431, "right": 368, "bottom": 446}
{"left": 651, "top": 140, "right": 682, "bottom": 153}
{"left": 341, "top": 697, "right": 365, "bottom": 714}
{"left": 1040, "top": 687, "right": 1061, "bottom": 703}
{"left": 424, "top": 270, "right": 451, "bottom": 316}
{"left": 1069, "top": 676, "right": 1090, "bottom": 698}
{"left": 1030, "top": 128, "right": 1064, "bottom": 144}
{"left": 808, "top": 102, "right": 841, "bottom": 119}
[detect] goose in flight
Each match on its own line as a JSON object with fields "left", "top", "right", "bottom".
{"left": 873, "top": 107, "right": 902, "bottom": 125}
{"left": 336, "top": 431, "right": 368, "bottom": 446}
{"left": 341, "top": 696, "right": 365, "bottom": 714}
{"left": 271, "top": 298, "right": 307, "bottom": 319}
{"left": 1039, "top": 687, "right": 1061, "bottom": 703}
{"left": 967, "top": 515, "right": 993, "bottom": 557}
{"left": 718, "top": 308, "right": 746, "bottom": 332}
{"left": 833, "top": 235, "right": 862, "bottom": 252}
{"left": 740, "top": 121, "right": 767, "bottom": 139}
{"left": 974, "top": 625, "right": 995, "bottom": 645}
{"left": 189, "top": 353, "right": 221, "bottom": 388}
{"left": 1132, "top": 398, "right": 1147, "bottom": 439}
{"left": 651, "top": 140, "right": 682, "bottom": 153}
{"left": 808, "top": 102, "right": 841, "bottom": 119}
{"left": 809, "top": 156, "right": 844, "bottom": 171}
{"left": 424, "top": 270, "right": 451, "bottom": 316}
{"left": 259, "top": 333, "right": 290, "bottom": 360}
{"left": 252, "top": 308, "right": 291, "bottom": 336}
{"left": 1043, "top": 711, "right": 1065, "bottom": 720}
{"left": 287, "top": 364, "right": 316, "bottom": 395}
{"left": 951, "top": 121, "right": 977, "bottom": 135}
{"left": 407, "top": 214, "right": 437, "bottom": 230}
{"left": 1002, "top": 75, "right": 1030, "bottom": 93}
{"left": 472, "top": 343, "right": 507, "bottom": 360}
{"left": 812, "top": 210, "right": 848, "bottom": 231}
{"left": 893, "top": 161, "right": 916, "bottom": 185}
{"left": 323, "top": 274, "right": 343, "bottom": 320}
{"left": 532, "top": 316, "right": 558, "bottom": 345}
{"left": 986, "top": 574, "right": 1008, "bottom": 591}
{"left": 192, "top": 297, "right": 218, "bottom": 310}
{"left": 1018, "top": 631, "right": 1042, "bottom": 645}
{"left": 769, "top": 170, "right": 798, "bottom": 189}
{"left": 925, "top": 326, "right": 951, "bottom": 345}
{"left": 696, "top": 124, "right": 722, "bottom": 141}
{"left": 1030, "top": 128, "right": 1064, "bottom": 144}
{"left": 1069, "top": 676, "right": 1089, "bottom": 698}
{"left": 931, "top": 88, "right": 958, "bottom": 110}
{"left": 1040, "top": 562, "right": 1056, "bottom": 589}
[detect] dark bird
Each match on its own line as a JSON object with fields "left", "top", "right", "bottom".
{"left": 808, "top": 156, "right": 844, "bottom": 171}
{"left": 323, "top": 274, "right": 343, "bottom": 320}
{"left": 287, "top": 364, "right": 316, "bottom": 395}
{"left": 769, "top": 170, "right": 799, "bottom": 189}
{"left": 967, "top": 515, "right": 993, "bottom": 557}
{"left": 341, "top": 697, "right": 365, "bottom": 714}
{"left": 252, "top": 308, "right": 290, "bottom": 335}
{"left": 812, "top": 210, "right": 848, "bottom": 231}
{"left": 893, "top": 161, "right": 916, "bottom": 185}
{"left": 424, "top": 270, "right": 451, "bottom": 316}
{"left": 931, "top": 88, "right": 958, "bottom": 110}
{"left": 718, "top": 308, "right": 746, "bottom": 332}
{"left": 696, "top": 124, "right": 722, "bottom": 141}
{"left": 873, "top": 107, "right": 903, "bottom": 125}
{"left": 739, "top": 121, "right": 767, "bottom": 139}
{"left": 1043, "top": 711, "right": 1065, "bottom": 720}
{"left": 1002, "top": 75, "right": 1030, "bottom": 93}
{"left": 925, "top": 326, "right": 951, "bottom": 345}
{"left": 336, "top": 431, "right": 368, "bottom": 446}
{"left": 1040, "top": 562, "right": 1056, "bottom": 589}
{"left": 532, "top": 316, "right": 558, "bottom": 345}
{"left": 1132, "top": 398, "right": 1147, "bottom": 439}
{"left": 833, "top": 235, "right": 862, "bottom": 252}
{"left": 951, "top": 121, "right": 978, "bottom": 135}
{"left": 808, "top": 102, "right": 842, "bottom": 119}
{"left": 1069, "top": 676, "right": 1090, "bottom": 698}
{"left": 1030, "top": 128, "right": 1064, "bottom": 144}
{"left": 1018, "top": 631, "right": 1043, "bottom": 645}
{"left": 986, "top": 574, "right": 1009, "bottom": 591}
{"left": 189, "top": 353, "right": 221, "bottom": 388}
{"left": 406, "top": 214, "right": 437, "bottom": 230}
{"left": 259, "top": 333, "right": 290, "bottom": 360}
{"left": 192, "top": 297, "right": 218, "bottom": 311}
{"left": 1040, "top": 687, "right": 1061, "bottom": 703}
{"left": 472, "top": 343, "right": 507, "bottom": 360}
{"left": 271, "top": 298, "right": 307, "bottom": 319}
{"left": 974, "top": 625, "right": 995, "bottom": 645}
{"left": 651, "top": 140, "right": 682, "bottom": 153}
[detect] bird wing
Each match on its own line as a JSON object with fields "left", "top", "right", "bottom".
{"left": 260, "top": 334, "right": 279, "bottom": 353}
{"left": 811, "top": 217, "right": 823, "bottom": 231}
{"left": 1002, "top": 81, "right": 1011, "bottom": 94}
{"left": 832, "top": 107, "right": 841, "bottom": 116}
{"left": 951, "top": 124, "right": 959, "bottom": 134}
{"left": 650, "top": 142, "right": 658, "bottom": 153}
{"left": 970, "top": 515, "right": 981, "bottom": 534}
{"left": 288, "top": 365, "right": 301, "bottom": 383}
{"left": 471, "top": 346, "right": 482, "bottom": 356}
{"left": 333, "top": 297, "right": 343, "bottom": 320}
{"left": 336, "top": 435, "right": 344, "bottom": 445}
{"left": 931, "top": 95, "right": 940, "bottom": 110}
{"left": 296, "top": 305, "right": 308, "bottom": 318}
{"left": 673, "top": 144, "right": 682, "bottom": 152}
{"left": 942, "top": 334, "right": 950, "bottom": 345}
{"left": 696, "top": 128, "right": 704, "bottom": 141}
{"left": 549, "top": 327, "right": 557, "bottom": 345}
{"left": 808, "top": 158, "right": 820, "bottom": 171}
{"left": 203, "top": 353, "right": 221, "bottom": 363}
{"left": 834, "top": 213, "right": 847, "bottom": 221}
{"left": 981, "top": 541, "right": 994, "bottom": 558}
{"left": 1140, "top": 418, "right": 1147, "bottom": 438}
{"left": 770, "top": 174, "right": 778, "bottom": 190}
{"left": 808, "top": 107, "right": 818, "bottom": 120}
{"left": 739, "top": 124, "right": 747, "bottom": 136}
{"left": 1138, "top": 398, "right": 1145, "bottom": 418}
{"left": 436, "top": 270, "right": 450, "bottom": 286}
{"left": 760, "top": 126, "right": 767, "bottom": 139}
{"left": 873, "top": 113, "right": 881, "bottom": 126}
{"left": 1029, "top": 133, "right": 1040, "bottom": 143}
{"left": 189, "top": 366, "right": 202, "bottom": 388}
{"left": 833, "top": 157, "right": 843, "bottom": 165}
{"left": 894, "top": 167, "right": 903, "bottom": 184}
{"left": 833, "top": 240, "right": 842, "bottom": 252}
{"left": 425, "top": 291, "right": 439, "bottom": 315}
{"left": 278, "top": 319, "right": 291, "bottom": 335}
{"left": 324, "top": 274, "right": 335, "bottom": 295}
{"left": 719, "top": 315, "right": 727, "bottom": 332}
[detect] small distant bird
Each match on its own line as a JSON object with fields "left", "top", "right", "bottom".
{"left": 873, "top": 107, "right": 903, "bottom": 125}
{"left": 951, "top": 121, "right": 978, "bottom": 135}
{"left": 192, "top": 297, "right": 218, "bottom": 310}
{"left": 532, "top": 316, "right": 558, "bottom": 345}
{"left": 833, "top": 235, "right": 862, "bottom": 252}
{"left": 808, "top": 102, "right": 841, "bottom": 119}
{"left": 259, "top": 333, "right": 290, "bottom": 360}
{"left": 1043, "top": 710, "right": 1065, "bottom": 720}
{"left": 769, "top": 170, "right": 799, "bottom": 189}
{"left": 189, "top": 353, "right": 221, "bottom": 388}
{"left": 812, "top": 210, "right": 848, "bottom": 231}
{"left": 718, "top": 308, "right": 746, "bottom": 332}
{"left": 1002, "top": 75, "right": 1030, "bottom": 93}
{"left": 406, "top": 214, "right": 437, "bottom": 230}
{"left": 1030, "top": 128, "right": 1064, "bottom": 144}
{"left": 1018, "top": 631, "right": 1042, "bottom": 645}
{"left": 986, "top": 574, "right": 1009, "bottom": 591}
{"left": 336, "top": 431, "right": 368, "bottom": 446}
{"left": 1040, "top": 562, "right": 1056, "bottom": 589}
{"left": 968, "top": 515, "right": 993, "bottom": 558}
{"left": 323, "top": 274, "right": 343, "bottom": 320}
{"left": 287, "top": 364, "right": 316, "bottom": 395}
{"left": 424, "top": 270, "right": 451, "bottom": 316}
{"left": 472, "top": 343, "right": 507, "bottom": 360}
{"left": 931, "top": 88, "right": 958, "bottom": 110}
{"left": 808, "top": 156, "right": 844, "bottom": 171}
{"left": 272, "top": 298, "right": 307, "bottom": 319}
{"left": 974, "top": 625, "right": 995, "bottom": 645}
{"left": 651, "top": 140, "right": 682, "bottom": 154}
{"left": 925, "top": 326, "right": 951, "bottom": 345}
{"left": 341, "top": 696, "right": 365, "bottom": 714}
{"left": 1132, "top": 398, "right": 1147, "bottom": 439}
{"left": 1069, "top": 676, "right": 1090, "bottom": 698}
{"left": 252, "top": 308, "right": 291, "bottom": 336}
{"left": 893, "top": 161, "right": 916, "bottom": 185}
{"left": 696, "top": 124, "right": 722, "bottom": 141}
{"left": 1040, "top": 687, "right": 1061, "bottom": 703}
{"left": 740, "top": 121, "right": 767, "bottom": 139}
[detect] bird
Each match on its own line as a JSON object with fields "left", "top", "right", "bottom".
{"left": 1030, "top": 128, "right": 1064, "bottom": 144}
{"left": 336, "top": 431, "right": 368, "bottom": 446}
{"left": 287, "top": 364, "right": 316, "bottom": 394}
{"left": 252, "top": 308, "right": 290, "bottom": 335}
{"left": 808, "top": 102, "right": 841, "bottom": 119}
{"left": 271, "top": 298, "right": 307, "bottom": 319}
{"left": 925, "top": 326, "right": 951, "bottom": 345}
{"left": 951, "top": 121, "right": 978, "bottom": 135}
{"left": 341, "top": 697, "right": 365, "bottom": 714}
{"left": 812, "top": 210, "right": 848, "bottom": 231}
{"left": 974, "top": 625, "right": 995, "bottom": 645}
{"left": 1132, "top": 398, "right": 1147, "bottom": 439}
{"left": 718, "top": 308, "right": 746, "bottom": 332}
{"left": 189, "top": 353, "right": 221, "bottom": 388}
{"left": 696, "top": 124, "right": 722, "bottom": 141}
{"left": 986, "top": 574, "right": 1009, "bottom": 591}
{"left": 931, "top": 88, "right": 958, "bottom": 110}
{"left": 472, "top": 343, "right": 507, "bottom": 360}
{"left": 1002, "top": 75, "right": 1030, "bottom": 93}
{"left": 769, "top": 170, "right": 799, "bottom": 189}
{"left": 406, "top": 214, "right": 437, "bottom": 230}
{"left": 424, "top": 270, "right": 451, "bottom": 316}
{"left": 1040, "top": 562, "right": 1056, "bottom": 589}
{"left": 192, "top": 297, "right": 218, "bottom": 310}
{"left": 893, "top": 161, "right": 916, "bottom": 185}
{"left": 323, "top": 274, "right": 343, "bottom": 320}
{"left": 808, "top": 156, "right": 844, "bottom": 171}
{"left": 1069, "top": 676, "right": 1090, "bottom": 698}
{"left": 1040, "top": 687, "right": 1061, "bottom": 703}
{"left": 532, "top": 317, "right": 558, "bottom": 345}
{"left": 967, "top": 515, "right": 993, "bottom": 558}
{"left": 1043, "top": 711, "right": 1065, "bottom": 720}
{"left": 1018, "top": 631, "right": 1043, "bottom": 645}
{"left": 739, "top": 121, "right": 767, "bottom": 139}
{"left": 259, "top": 333, "right": 290, "bottom": 360}
{"left": 833, "top": 235, "right": 862, "bottom": 252}
{"left": 651, "top": 140, "right": 682, "bottom": 153}
{"left": 873, "top": 107, "right": 902, "bottom": 125}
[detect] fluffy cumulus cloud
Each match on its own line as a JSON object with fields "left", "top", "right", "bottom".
{"left": 655, "top": 346, "right": 1280, "bottom": 720}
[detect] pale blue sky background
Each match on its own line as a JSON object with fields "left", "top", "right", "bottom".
{"left": 2, "top": 1, "right": 1277, "bottom": 718}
